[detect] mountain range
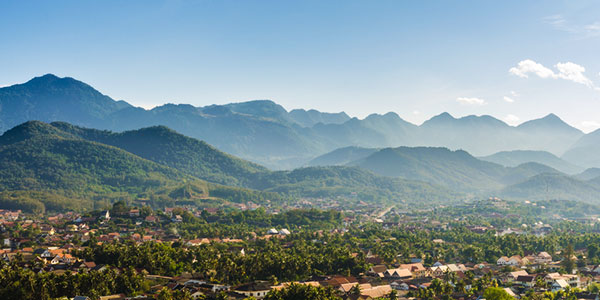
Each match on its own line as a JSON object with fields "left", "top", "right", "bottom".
{"left": 0, "top": 121, "right": 462, "bottom": 212}
{"left": 2, "top": 74, "right": 600, "bottom": 210}
{"left": 309, "top": 145, "right": 600, "bottom": 203}
{"left": 2, "top": 119, "right": 600, "bottom": 212}
{"left": 2, "top": 74, "right": 600, "bottom": 170}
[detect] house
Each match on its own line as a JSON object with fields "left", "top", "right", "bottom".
{"left": 360, "top": 285, "right": 392, "bottom": 299}
{"left": 233, "top": 282, "right": 272, "bottom": 299}
{"left": 516, "top": 275, "right": 536, "bottom": 288}
{"left": 534, "top": 251, "right": 553, "bottom": 264}
{"left": 129, "top": 209, "right": 140, "bottom": 218}
{"left": 41, "top": 248, "right": 64, "bottom": 259}
{"left": 383, "top": 268, "right": 412, "bottom": 280}
{"left": 368, "top": 264, "right": 388, "bottom": 277}
{"left": 497, "top": 255, "right": 529, "bottom": 266}
{"left": 198, "top": 283, "right": 229, "bottom": 293}
{"left": 79, "top": 261, "right": 97, "bottom": 270}
{"left": 504, "top": 270, "right": 528, "bottom": 283}
{"left": 186, "top": 238, "right": 210, "bottom": 246}
{"left": 390, "top": 281, "right": 409, "bottom": 290}
{"left": 51, "top": 253, "right": 76, "bottom": 265}
{"left": 145, "top": 215, "right": 158, "bottom": 223}
{"left": 339, "top": 283, "right": 372, "bottom": 293}
{"left": 552, "top": 279, "right": 569, "bottom": 292}
{"left": 324, "top": 276, "right": 358, "bottom": 288}
{"left": 545, "top": 273, "right": 580, "bottom": 288}
{"left": 430, "top": 265, "right": 449, "bottom": 277}
{"left": 400, "top": 263, "right": 427, "bottom": 278}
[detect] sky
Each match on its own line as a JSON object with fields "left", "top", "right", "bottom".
{"left": 1, "top": 1, "right": 600, "bottom": 132}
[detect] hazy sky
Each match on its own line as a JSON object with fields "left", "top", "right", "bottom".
{"left": 1, "top": 1, "right": 600, "bottom": 131}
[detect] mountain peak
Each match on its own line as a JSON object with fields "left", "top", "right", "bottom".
{"left": 517, "top": 113, "right": 581, "bottom": 134}
{"left": 29, "top": 73, "right": 60, "bottom": 82}
{"left": 0, "top": 121, "right": 73, "bottom": 146}
{"left": 541, "top": 113, "right": 561, "bottom": 122}
{"left": 421, "top": 112, "right": 456, "bottom": 127}
{"left": 23, "top": 73, "right": 80, "bottom": 88}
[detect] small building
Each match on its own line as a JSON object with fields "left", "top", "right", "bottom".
{"left": 233, "top": 282, "right": 272, "bottom": 299}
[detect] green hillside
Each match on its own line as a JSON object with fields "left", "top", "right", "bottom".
{"left": 308, "top": 146, "right": 378, "bottom": 166}
{"left": 351, "top": 147, "right": 506, "bottom": 191}
{"left": 50, "top": 122, "right": 268, "bottom": 186}
{"left": 500, "top": 173, "right": 600, "bottom": 203}
{"left": 0, "top": 121, "right": 281, "bottom": 212}
{"left": 250, "top": 166, "right": 464, "bottom": 207}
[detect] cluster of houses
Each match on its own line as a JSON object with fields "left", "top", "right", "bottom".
{"left": 496, "top": 252, "right": 553, "bottom": 266}
{"left": 5, "top": 206, "right": 600, "bottom": 300}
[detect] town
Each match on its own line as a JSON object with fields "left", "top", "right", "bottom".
{"left": 3, "top": 198, "right": 600, "bottom": 300}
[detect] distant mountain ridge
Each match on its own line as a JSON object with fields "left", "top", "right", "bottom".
{"left": 309, "top": 145, "right": 600, "bottom": 203}
{"left": 348, "top": 146, "right": 561, "bottom": 192}
{"left": 480, "top": 150, "right": 583, "bottom": 175}
{"left": 0, "top": 74, "right": 591, "bottom": 169}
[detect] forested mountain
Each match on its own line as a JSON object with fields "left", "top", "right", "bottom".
{"left": 0, "top": 121, "right": 189, "bottom": 212}
{"left": 0, "top": 74, "right": 591, "bottom": 169}
{"left": 308, "top": 146, "right": 378, "bottom": 166}
{"left": 288, "top": 109, "right": 351, "bottom": 127}
{"left": 575, "top": 168, "right": 600, "bottom": 181}
{"left": 562, "top": 129, "right": 600, "bottom": 168}
{"left": 0, "top": 121, "right": 296, "bottom": 213}
{"left": 349, "top": 147, "right": 560, "bottom": 192}
{"left": 500, "top": 173, "right": 600, "bottom": 204}
{"left": 0, "top": 121, "right": 463, "bottom": 212}
{"left": 251, "top": 166, "right": 463, "bottom": 205}
{"left": 50, "top": 122, "right": 268, "bottom": 187}
{"left": 0, "top": 74, "right": 130, "bottom": 132}
{"left": 480, "top": 150, "right": 583, "bottom": 174}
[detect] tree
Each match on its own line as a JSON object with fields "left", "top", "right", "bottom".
{"left": 483, "top": 287, "right": 513, "bottom": 300}
{"left": 156, "top": 287, "right": 174, "bottom": 300}
{"left": 562, "top": 244, "right": 575, "bottom": 274}
{"left": 264, "top": 283, "right": 341, "bottom": 300}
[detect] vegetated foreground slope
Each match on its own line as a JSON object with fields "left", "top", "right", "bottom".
{"left": 0, "top": 121, "right": 282, "bottom": 213}
{"left": 50, "top": 122, "right": 268, "bottom": 187}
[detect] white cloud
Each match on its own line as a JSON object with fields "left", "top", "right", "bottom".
{"left": 503, "top": 96, "right": 515, "bottom": 103}
{"left": 509, "top": 60, "right": 556, "bottom": 79}
{"left": 510, "top": 91, "right": 519, "bottom": 97}
{"left": 504, "top": 114, "right": 520, "bottom": 125}
{"left": 412, "top": 110, "right": 420, "bottom": 115}
{"left": 555, "top": 62, "right": 594, "bottom": 87}
{"left": 456, "top": 97, "right": 486, "bottom": 106}
{"left": 509, "top": 59, "right": 597, "bottom": 89}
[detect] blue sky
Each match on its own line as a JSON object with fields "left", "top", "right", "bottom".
{"left": 1, "top": 1, "right": 600, "bottom": 131}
